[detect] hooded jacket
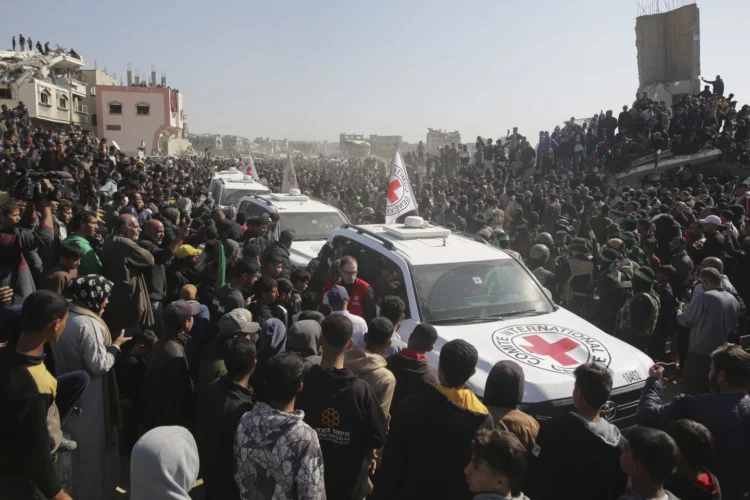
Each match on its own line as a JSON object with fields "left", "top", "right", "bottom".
{"left": 344, "top": 345, "right": 396, "bottom": 416}
{"left": 386, "top": 349, "right": 439, "bottom": 412}
{"left": 526, "top": 412, "right": 627, "bottom": 500}
{"left": 130, "top": 426, "right": 199, "bottom": 500}
{"left": 235, "top": 402, "right": 325, "bottom": 500}
{"left": 287, "top": 320, "right": 322, "bottom": 358}
{"left": 483, "top": 361, "right": 540, "bottom": 452}
{"left": 374, "top": 385, "right": 495, "bottom": 500}
{"left": 296, "top": 365, "right": 387, "bottom": 500}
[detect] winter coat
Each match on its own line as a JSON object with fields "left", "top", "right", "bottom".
{"left": 235, "top": 402, "right": 326, "bottom": 500}
{"left": 100, "top": 234, "right": 155, "bottom": 332}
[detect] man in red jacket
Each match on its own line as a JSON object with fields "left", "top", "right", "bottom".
{"left": 322, "top": 255, "right": 376, "bottom": 322}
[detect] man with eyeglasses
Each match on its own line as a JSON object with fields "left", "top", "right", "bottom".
{"left": 322, "top": 255, "right": 376, "bottom": 322}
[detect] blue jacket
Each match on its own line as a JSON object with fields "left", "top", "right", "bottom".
{"left": 637, "top": 377, "right": 750, "bottom": 499}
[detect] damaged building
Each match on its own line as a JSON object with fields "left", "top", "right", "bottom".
{"left": 0, "top": 47, "right": 87, "bottom": 129}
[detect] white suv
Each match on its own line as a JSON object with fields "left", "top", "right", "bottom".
{"left": 208, "top": 168, "right": 270, "bottom": 207}
{"left": 327, "top": 217, "right": 653, "bottom": 427}
{"left": 237, "top": 190, "right": 349, "bottom": 267}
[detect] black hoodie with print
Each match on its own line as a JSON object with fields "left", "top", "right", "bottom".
{"left": 296, "top": 365, "right": 387, "bottom": 500}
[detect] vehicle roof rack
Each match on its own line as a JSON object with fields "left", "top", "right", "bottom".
{"left": 341, "top": 224, "right": 394, "bottom": 250}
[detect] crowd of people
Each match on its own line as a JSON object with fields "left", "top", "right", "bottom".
{"left": 0, "top": 75, "right": 749, "bottom": 500}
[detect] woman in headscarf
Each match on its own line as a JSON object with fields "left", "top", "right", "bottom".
{"left": 250, "top": 318, "right": 288, "bottom": 403}
{"left": 484, "top": 360, "right": 540, "bottom": 453}
{"left": 130, "top": 426, "right": 199, "bottom": 500}
{"left": 52, "top": 275, "right": 132, "bottom": 500}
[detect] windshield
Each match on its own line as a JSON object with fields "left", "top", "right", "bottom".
{"left": 413, "top": 260, "right": 553, "bottom": 323}
{"left": 221, "top": 188, "right": 269, "bottom": 206}
{"left": 280, "top": 212, "right": 347, "bottom": 241}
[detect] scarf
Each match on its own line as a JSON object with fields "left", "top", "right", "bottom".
{"left": 67, "top": 274, "right": 114, "bottom": 317}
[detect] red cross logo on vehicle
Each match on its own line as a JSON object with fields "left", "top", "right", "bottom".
{"left": 520, "top": 335, "right": 580, "bottom": 366}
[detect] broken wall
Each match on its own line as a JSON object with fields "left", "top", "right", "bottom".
{"left": 635, "top": 4, "right": 700, "bottom": 87}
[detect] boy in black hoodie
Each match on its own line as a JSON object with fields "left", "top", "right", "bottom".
{"left": 527, "top": 362, "right": 627, "bottom": 500}
{"left": 374, "top": 339, "right": 494, "bottom": 500}
{"left": 296, "top": 314, "right": 387, "bottom": 500}
{"left": 386, "top": 322, "right": 439, "bottom": 413}
{"left": 664, "top": 419, "right": 721, "bottom": 500}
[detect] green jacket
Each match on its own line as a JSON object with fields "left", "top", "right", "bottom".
{"left": 64, "top": 235, "right": 102, "bottom": 276}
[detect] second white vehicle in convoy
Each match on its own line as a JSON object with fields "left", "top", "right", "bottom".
{"left": 326, "top": 216, "right": 653, "bottom": 428}
{"left": 208, "top": 168, "right": 271, "bottom": 208}
{"left": 237, "top": 189, "right": 349, "bottom": 267}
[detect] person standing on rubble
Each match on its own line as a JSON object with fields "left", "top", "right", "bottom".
{"left": 11, "top": 36, "right": 16, "bottom": 51}
{"left": 18, "top": 34, "right": 25, "bottom": 51}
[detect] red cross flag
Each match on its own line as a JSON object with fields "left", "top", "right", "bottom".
{"left": 386, "top": 149, "right": 417, "bottom": 224}
{"left": 245, "top": 153, "right": 260, "bottom": 181}
{"left": 281, "top": 149, "right": 299, "bottom": 193}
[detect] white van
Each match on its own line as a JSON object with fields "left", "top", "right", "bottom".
{"left": 208, "top": 168, "right": 270, "bottom": 207}
{"left": 327, "top": 217, "right": 653, "bottom": 427}
{"left": 237, "top": 190, "right": 349, "bottom": 267}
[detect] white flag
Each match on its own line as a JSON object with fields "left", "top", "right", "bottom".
{"left": 245, "top": 153, "right": 260, "bottom": 181}
{"left": 386, "top": 149, "right": 417, "bottom": 224}
{"left": 282, "top": 150, "right": 298, "bottom": 193}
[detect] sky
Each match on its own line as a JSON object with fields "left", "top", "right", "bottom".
{"left": 6, "top": 0, "right": 750, "bottom": 144}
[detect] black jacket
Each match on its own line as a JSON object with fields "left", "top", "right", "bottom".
{"left": 142, "top": 330, "right": 194, "bottom": 431}
{"left": 263, "top": 241, "right": 295, "bottom": 280}
{"left": 296, "top": 365, "right": 387, "bottom": 500}
{"left": 0, "top": 347, "right": 61, "bottom": 500}
{"left": 637, "top": 377, "right": 750, "bottom": 500}
{"left": 138, "top": 234, "right": 174, "bottom": 301}
{"left": 196, "top": 375, "right": 254, "bottom": 500}
{"left": 526, "top": 412, "right": 627, "bottom": 500}
{"left": 374, "top": 385, "right": 495, "bottom": 500}
{"left": 386, "top": 351, "right": 439, "bottom": 413}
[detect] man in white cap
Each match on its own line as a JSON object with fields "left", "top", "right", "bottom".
{"left": 699, "top": 215, "right": 725, "bottom": 261}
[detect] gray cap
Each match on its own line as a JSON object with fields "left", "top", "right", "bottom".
{"left": 218, "top": 308, "right": 260, "bottom": 337}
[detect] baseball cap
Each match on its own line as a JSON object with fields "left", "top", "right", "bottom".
{"left": 700, "top": 215, "right": 721, "bottom": 225}
{"left": 326, "top": 285, "right": 349, "bottom": 303}
{"left": 218, "top": 309, "right": 260, "bottom": 337}
{"left": 165, "top": 300, "right": 201, "bottom": 324}
{"left": 175, "top": 245, "right": 202, "bottom": 259}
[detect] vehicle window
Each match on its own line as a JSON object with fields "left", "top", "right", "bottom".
{"left": 331, "top": 235, "right": 410, "bottom": 318}
{"left": 238, "top": 200, "right": 252, "bottom": 215}
{"left": 413, "top": 259, "right": 552, "bottom": 323}
{"left": 280, "top": 212, "right": 346, "bottom": 241}
{"left": 221, "top": 188, "right": 269, "bottom": 206}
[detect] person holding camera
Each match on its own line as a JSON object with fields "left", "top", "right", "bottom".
{"left": 0, "top": 181, "right": 54, "bottom": 305}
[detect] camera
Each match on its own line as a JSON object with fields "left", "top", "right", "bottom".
{"left": 12, "top": 168, "right": 71, "bottom": 201}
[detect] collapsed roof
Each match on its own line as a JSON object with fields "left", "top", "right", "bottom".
{"left": 0, "top": 48, "right": 84, "bottom": 87}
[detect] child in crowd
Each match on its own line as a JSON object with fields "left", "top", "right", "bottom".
{"left": 41, "top": 241, "right": 83, "bottom": 295}
{"left": 619, "top": 426, "right": 680, "bottom": 500}
{"left": 664, "top": 419, "right": 721, "bottom": 500}
{"left": 464, "top": 429, "right": 529, "bottom": 500}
